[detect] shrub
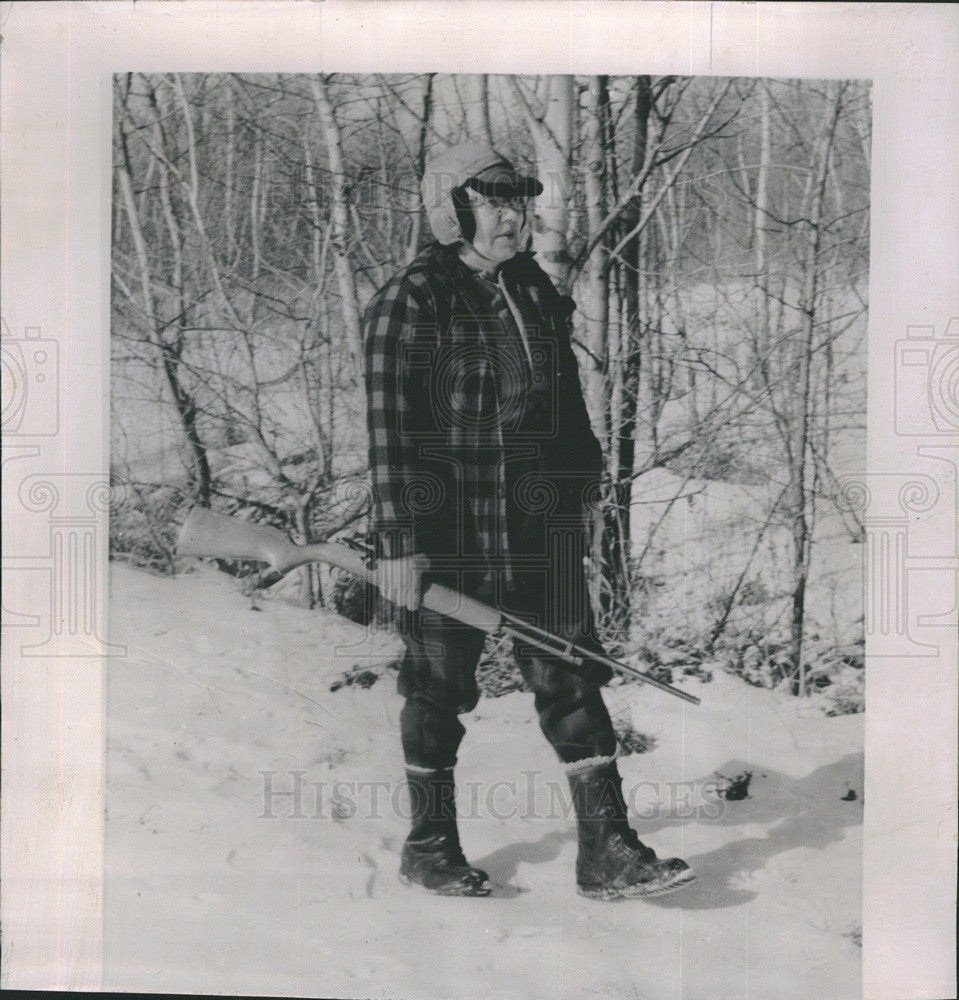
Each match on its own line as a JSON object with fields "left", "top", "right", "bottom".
{"left": 821, "top": 663, "right": 865, "bottom": 716}
{"left": 612, "top": 716, "right": 657, "bottom": 755}
{"left": 109, "top": 482, "right": 189, "bottom": 573}
{"left": 329, "top": 659, "right": 400, "bottom": 692}
{"left": 712, "top": 623, "right": 864, "bottom": 708}
{"left": 328, "top": 574, "right": 392, "bottom": 627}
{"left": 475, "top": 632, "right": 528, "bottom": 698}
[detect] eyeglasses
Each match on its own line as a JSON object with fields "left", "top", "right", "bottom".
{"left": 466, "top": 191, "right": 529, "bottom": 214}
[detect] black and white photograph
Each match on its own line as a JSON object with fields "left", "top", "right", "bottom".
{"left": 1, "top": 5, "right": 956, "bottom": 1000}
{"left": 106, "top": 69, "right": 869, "bottom": 998}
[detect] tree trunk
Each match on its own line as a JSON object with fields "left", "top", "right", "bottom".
{"left": 508, "top": 74, "right": 574, "bottom": 291}
{"left": 116, "top": 83, "right": 211, "bottom": 505}
{"left": 292, "top": 496, "right": 316, "bottom": 609}
{"left": 407, "top": 73, "right": 434, "bottom": 263}
{"left": 602, "top": 76, "right": 653, "bottom": 640}
{"left": 580, "top": 76, "right": 611, "bottom": 444}
{"left": 310, "top": 76, "right": 365, "bottom": 386}
{"left": 464, "top": 74, "right": 493, "bottom": 147}
{"left": 251, "top": 131, "right": 263, "bottom": 288}
{"left": 224, "top": 79, "right": 237, "bottom": 260}
{"left": 755, "top": 83, "right": 772, "bottom": 351}
{"left": 790, "top": 82, "right": 845, "bottom": 694}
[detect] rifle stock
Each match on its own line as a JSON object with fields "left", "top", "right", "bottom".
{"left": 175, "top": 507, "right": 699, "bottom": 705}
{"left": 177, "top": 506, "right": 352, "bottom": 575}
{"left": 176, "top": 507, "right": 503, "bottom": 631}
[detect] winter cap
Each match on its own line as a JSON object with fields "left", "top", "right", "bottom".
{"left": 421, "top": 140, "right": 543, "bottom": 244}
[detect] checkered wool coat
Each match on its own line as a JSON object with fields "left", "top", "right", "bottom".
{"left": 364, "top": 242, "right": 603, "bottom": 587}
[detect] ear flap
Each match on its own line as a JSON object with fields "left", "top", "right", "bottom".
{"left": 557, "top": 294, "right": 576, "bottom": 322}
{"left": 450, "top": 185, "right": 476, "bottom": 243}
{"left": 515, "top": 207, "right": 532, "bottom": 251}
{"left": 426, "top": 201, "right": 463, "bottom": 245}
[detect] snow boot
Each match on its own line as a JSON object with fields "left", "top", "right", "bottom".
{"left": 399, "top": 767, "right": 491, "bottom": 897}
{"left": 567, "top": 757, "right": 695, "bottom": 900}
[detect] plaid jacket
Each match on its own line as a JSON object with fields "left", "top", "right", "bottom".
{"left": 364, "top": 242, "right": 602, "bottom": 587}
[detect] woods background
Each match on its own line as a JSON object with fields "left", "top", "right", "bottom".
{"left": 110, "top": 72, "right": 870, "bottom": 712}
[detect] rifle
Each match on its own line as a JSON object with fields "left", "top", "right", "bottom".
{"left": 175, "top": 507, "right": 700, "bottom": 706}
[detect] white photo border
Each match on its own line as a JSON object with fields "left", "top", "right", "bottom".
{"left": 1, "top": 3, "right": 956, "bottom": 998}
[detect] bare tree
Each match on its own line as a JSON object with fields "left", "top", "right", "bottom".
{"left": 114, "top": 73, "right": 212, "bottom": 506}
{"left": 310, "top": 76, "right": 364, "bottom": 387}
{"left": 111, "top": 71, "right": 868, "bottom": 696}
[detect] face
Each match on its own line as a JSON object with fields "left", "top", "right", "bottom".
{"left": 465, "top": 188, "right": 529, "bottom": 264}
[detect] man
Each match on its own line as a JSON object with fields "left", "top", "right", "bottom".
{"left": 364, "top": 140, "right": 693, "bottom": 900}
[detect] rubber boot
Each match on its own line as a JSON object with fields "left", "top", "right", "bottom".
{"left": 567, "top": 758, "right": 695, "bottom": 900}
{"left": 399, "top": 767, "right": 491, "bottom": 897}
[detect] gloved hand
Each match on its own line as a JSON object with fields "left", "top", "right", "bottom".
{"left": 372, "top": 552, "right": 431, "bottom": 611}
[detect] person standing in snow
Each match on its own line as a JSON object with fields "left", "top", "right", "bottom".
{"left": 363, "top": 140, "right": 694, "bottom": 899}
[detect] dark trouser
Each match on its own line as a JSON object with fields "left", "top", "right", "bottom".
{"left": 397, "top": 521, "right": 618, "bottom": 769}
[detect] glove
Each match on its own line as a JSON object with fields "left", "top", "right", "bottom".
{"left": 371, "top": 552, "right": 431, "bottom": 611}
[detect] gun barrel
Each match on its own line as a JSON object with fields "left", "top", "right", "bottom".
{"left": 176, "top": 508, "right": 700, "bottom": 706}
{"left": 571, "top": 647, "right": 701, "bottom": 705}
{"left": 499, "top": 608, "right": 701, "bottom": 706}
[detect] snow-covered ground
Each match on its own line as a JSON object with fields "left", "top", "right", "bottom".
{"left": 105, "top": 561, "right": 863, "bottom": 1000}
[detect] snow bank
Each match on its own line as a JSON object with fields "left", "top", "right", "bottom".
{"left": 106, "top": 562, "right": 862, "bottom": 1000}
